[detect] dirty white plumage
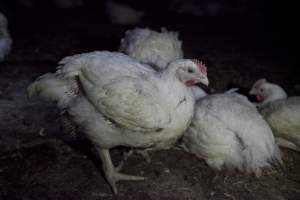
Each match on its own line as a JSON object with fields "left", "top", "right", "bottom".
{"left": 119, "top": 27, "right": 183, "bottom": 70}
{"left": 106, "top": 0, "right": 144, "bottom": 25}
{"left": 0, "top": 12, "right": 12, "bottom": 62}
{"left": 28, "top": 51, "right": 209, "bottom": 194}
{"left": 183, "top": 92, "right": 282, "bottom": 176}
{"left": 250, "top": 79, "right": 300, "bottom": 152}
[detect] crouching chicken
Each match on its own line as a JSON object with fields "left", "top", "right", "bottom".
{"left": 183, "top": 92, "right": 282, "bottom": 177}
{"left": 250, "top": 78, "right": 300, "bottom": 152}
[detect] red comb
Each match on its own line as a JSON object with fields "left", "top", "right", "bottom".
{"left": 192, "top": 59, "right": 207, "bottom": 75}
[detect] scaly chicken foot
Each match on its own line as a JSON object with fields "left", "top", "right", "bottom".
{"left": 97, "top": 148, "right": 146, "bottom": 194}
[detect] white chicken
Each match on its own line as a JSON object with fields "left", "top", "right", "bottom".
{"left": 183, "top": 92, "right": 282, "bottom": 176}
{"left": 106, "top": 0, "right": 144, "bottom": 25}
{"left": 0, "top": 12, "right": 12, "bottom": 62}
{"left": 119, "top": 27, "right": 183, "bottom": 70}
{"left": 28, "top": 51, "right": 209, "bottom": 194}
{"left": 250, "top": 78, "right": 300, "bottom": 152}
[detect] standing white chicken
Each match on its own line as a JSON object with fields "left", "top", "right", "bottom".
{"left": 0, "top": 12, "right": 12, "bottom": 62}
{"left": 28, "top": 51, "right": 209, "bottom": 194}
{"left": 183, "top": 92, "right": 282, "bottom": 176}
{"left": 250, "top": 78, "right": 300, "bottom": 152}
{"left": 119, "top": 27, "right": 184, "bottom": 70}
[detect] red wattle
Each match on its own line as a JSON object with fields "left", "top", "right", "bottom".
{"left": 185, "top": 80, "right": 195, "bottom": 87}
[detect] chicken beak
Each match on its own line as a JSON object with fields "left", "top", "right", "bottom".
{"left": 198, "top": 75, "right": 209, "bottom": 86}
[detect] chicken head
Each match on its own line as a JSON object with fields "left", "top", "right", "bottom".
{"left": 173, "top": 59, "right": 209, "bottom": 87}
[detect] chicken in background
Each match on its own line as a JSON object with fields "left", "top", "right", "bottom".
{"left": 183, "top": 91, "right": 282, "bottom": 177}
{"left": 250, "top": 78, "right": 300, "bottom": 152}
{"left": 0, "top": 11, "right": 12, "bottom": 62}
{"left": 28, "top": 51, "right": 209, "bottom": 194}
{"left": 106, "top": 0, "right": 144, "bottom": 25}
{"left": 119, "top": 27, "right": 183, "bottom": 70}
{"left": 250, "top": 79, "right": 287, "bottom": 106}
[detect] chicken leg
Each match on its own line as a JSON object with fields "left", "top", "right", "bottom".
{"left": 97, "top": 148, "right": 146, "bottom": 194}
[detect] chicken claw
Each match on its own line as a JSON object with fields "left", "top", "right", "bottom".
{"left": 97, "top": 148, "right": 146, "bottom": 194}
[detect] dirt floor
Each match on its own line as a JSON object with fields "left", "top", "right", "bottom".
{"left": 0, "top": 7, "right": 300, "bottom": 200}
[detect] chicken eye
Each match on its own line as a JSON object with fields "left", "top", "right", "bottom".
{"left": 187, "top": 68, "right": 194, "bottom": 73}
{"left": 260, "top": 89, "right": 264, "bottom": 92}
